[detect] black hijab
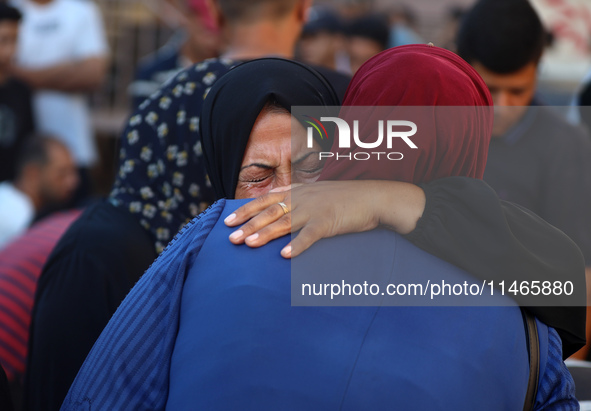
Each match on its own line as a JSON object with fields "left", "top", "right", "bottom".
{"left": 200, "top": 58, "right": 340, "bottom": 200}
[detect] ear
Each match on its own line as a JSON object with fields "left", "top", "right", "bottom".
{"left": 210, "top": 0, "right": 225, "bottom": 29}
{"left": 296, "top": 0, "right": 313, "bottom": 24}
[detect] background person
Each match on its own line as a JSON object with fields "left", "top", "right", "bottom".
{"left": 129, "top": 0, "right": 222, "bottom": 109}
{"left": 0, "top": 136, "right": 78, "bottom": 249}
{"left": 456, "top": 0, "right": 591, "bottom": 359}
{"left": 297, "top": 6, "right": 348, "bottom": 74}
{"left": 0, "top": 3, "right": 34, "bottom": 183}
{"left": 345, "top": 13, "right": 389, "bottom": 74}
{"left": 575, "top": 71, "right": 591, "bottom": 134}
{"left": 0, "top": 209, "right": 82, "bottom": 409}
{"left": 11, "top": 0, "right": 109, "bottom": 203}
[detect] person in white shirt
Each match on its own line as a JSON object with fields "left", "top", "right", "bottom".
{"left": 0, "top": 136, "right": 78, "bottom": 249}
{"left": 10, "top": 0, "right": 108, "bottom": 200}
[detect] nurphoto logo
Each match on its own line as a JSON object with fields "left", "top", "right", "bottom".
{"left": 305, "top": 116, "right": 418, "bottom": 161}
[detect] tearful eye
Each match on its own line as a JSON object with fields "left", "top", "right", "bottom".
{"left": 238, "top": 169, "right": 273, "bottom": 184}
{"left": 293, "top": 151, "right": 326, "bottom": 175}
{"left": 296, "top": 165, "right": 323, "bottom": 174}
{"left": 245, "top": 176, "right": 270, "bottom": 183}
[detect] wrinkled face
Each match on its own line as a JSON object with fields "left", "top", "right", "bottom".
{"left": 472, "top": 61, "right": 537, "bottom": 137}
{"left": 0, "top": 21, "right": 18, "bottom": 70}
{"left": 348, "top": 36, "right": 383, "bottom": 74}
{"left": 39, "top": 142, "right": 79, "bottom": 205}
{"left": 235, "top": 109, "right": 324, "bottom": 199}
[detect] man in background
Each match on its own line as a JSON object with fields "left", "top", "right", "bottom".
{"left": 11, "top": 0, "right": 109, "bottom": 202}
{"left": 129, "top": 0, "right": 222, "bottom": 108}
{"left": 346, "top": 13, "right": 389, "bottom": 74}
{"left": 298, "top": 6, "right": 349, "bottom": 74}
{"left": 0, "top": 136, "right": 78, "bottom": 248}
{"left": 457, "top": 0, "right": 591, "bottom": 358}
{"left": 0, "top": 3, "right": 34, "bottom": 183}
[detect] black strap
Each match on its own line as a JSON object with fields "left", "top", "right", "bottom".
{"left": 522, "top": 309, "right": 540, "bottom": 411}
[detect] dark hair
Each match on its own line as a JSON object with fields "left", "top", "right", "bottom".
{"left": 302, "top": 7, "right": 343, "bottom": 36}
{"left": 0, "top": 3, "right": 22, "bottom": 23}
{"left": 15, "top": 136, "right": 61, "bottom": 178}
{"left": 346, "top": 14, "right": 390, "bottom": 51}
{"left": 457, "top": 0, "right": 546, "bottom": 74}
{"left": 216, "top": 0, "right": 298, "bottom": 23}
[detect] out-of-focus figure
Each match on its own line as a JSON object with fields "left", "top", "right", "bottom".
{"left": 297, "top": 6, "right": 349, "bottom": 74}
{"left": 457, "top": 0, "right": 591, "bottom": 360}
{"left": 11, "top": 0, "right": 109, "bottom": 202}
{"left": 439, "top": 6, "right": 465, "bottom": 52}
{"left": 0, "top": 3, "right": 34, "bottom": 183}
{"left": 387, "top": 4, "right": 423, "bottom": 48}
{"left": 129, "top": 0, "right": 222, "bottom": 109}
{"left": 346, "top": 13, "right": 389, "bottom": 74}
{"left": 0, "top": 136, "right": 78, "bottom": 249}
{"left": 575, "top": 70, "right": 591, "bottom": 133}
{"left": 334, "top": 0, "right": 373, "bottom": 20}
{"left": 0, "top": 209, "right": 81, "bottom": 410}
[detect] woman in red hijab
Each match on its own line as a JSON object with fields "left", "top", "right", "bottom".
{"left": 320, "top": 44, "right": 492, "bottom": 183}
{"left": 226, "top": 45, "right": 586, "bottom": 359}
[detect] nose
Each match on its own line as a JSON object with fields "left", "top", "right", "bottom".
{"left": 491, "top": 90, "right": 511, "bottom": 107}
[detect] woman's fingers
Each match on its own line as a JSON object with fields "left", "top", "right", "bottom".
{"left": 244, "top": 213, "right": 292, "bottom": 248}
{"left": 281, "top": 241, "right": 292, "bottom": 259}
{"left": 237, "top": 200, "right": 310, "bottom": 248}
{"left": 225, "top": 191, "right": 290, "bottom": 227}
{"left": 229, "top": 201, "right": 291, "bottom": 244}
{"left": 289, "top": 221, "right": 327, "bottom": 258}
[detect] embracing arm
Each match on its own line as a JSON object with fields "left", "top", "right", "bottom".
{"left": 226, "top": 177, "right": 586, "bottom": 357}
{"left": 406, "top": 177, "right": 585, "bottom": 295}
{"left": 404, "top": 177, "right": 586, "bottom": 358}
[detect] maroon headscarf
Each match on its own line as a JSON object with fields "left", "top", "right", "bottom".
{"left": 319, "top": 45, "right": 493, "bottom": 184}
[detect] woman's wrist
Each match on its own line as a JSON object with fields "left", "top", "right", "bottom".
{"left": 372, "top": 181, "right": 426, "bottom": 235}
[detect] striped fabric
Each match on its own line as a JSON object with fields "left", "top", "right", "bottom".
{"left": 0, "top": 210, "right": 82, "bottom": 381}
{"left": 61, "top": 201, "right": 222, "bottom": 410}
{"left": 536, "top": 327, "right": 579, "bottom": 410}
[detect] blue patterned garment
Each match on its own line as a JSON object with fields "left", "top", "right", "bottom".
{"left": 535, "top": 328, "right": 579, "bottom": 410}
{"left": 109, "top": 58, "right": 237, "bottom": 253}
{"left": 61, "top": 201, "right": 225, "bottom": 411}
{"left": 61, "top": 199, "right": 578, "bottom": 411}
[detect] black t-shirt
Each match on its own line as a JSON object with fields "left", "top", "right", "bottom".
{"left": 24, "top": 201, "right": 157, "bottom": 411}
{"left": 0, "top": 78, "right": 34, "bottom": 182}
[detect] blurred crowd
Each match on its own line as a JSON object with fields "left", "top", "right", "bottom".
{"left": 0, "top": 0, "right": 590, "bottom": 409}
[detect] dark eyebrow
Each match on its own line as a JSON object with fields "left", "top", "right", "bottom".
{"left": 293, "top": 151, "right": 321, "bottom": 165}
{"left": 240, "top": 163, "right": 273, "bottom": 172}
